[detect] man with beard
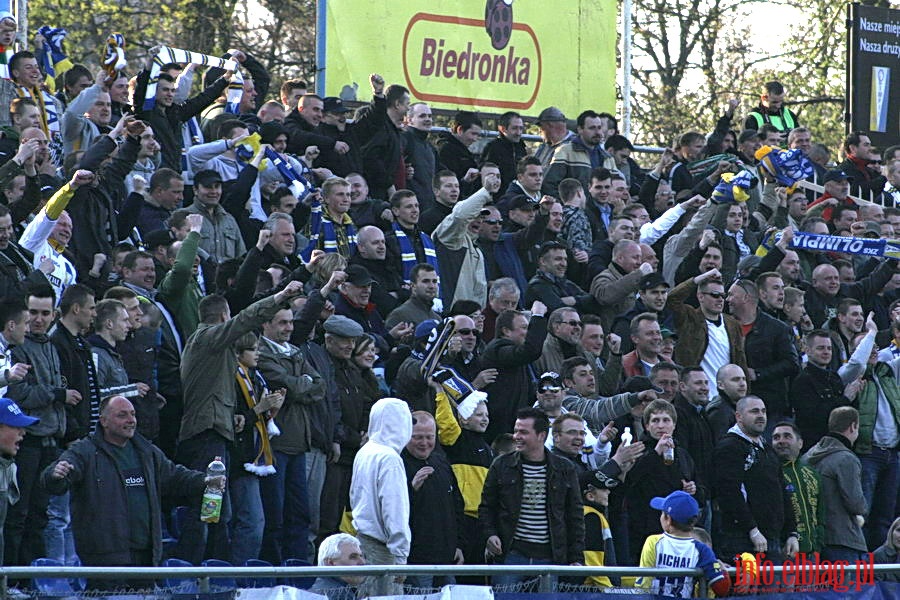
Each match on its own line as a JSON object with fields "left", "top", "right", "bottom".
{"left": 712, "top": 396, "right": 798, "bottom": 565}
{"left": 772, "top": 421, "right": 824, "bottom": 556}
{"left": 704, "top": 363, "right": 748, "bottom": 443}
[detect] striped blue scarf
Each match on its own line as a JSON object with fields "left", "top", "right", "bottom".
{"left": 301, "top": 201, "right": 357, "bottom": 260}
{"left": 391, "top": 222, "right": 439, "bottom": 282}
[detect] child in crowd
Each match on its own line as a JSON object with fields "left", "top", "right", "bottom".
{"left": 636, "top": 491, "right": 731, "bottom": 598}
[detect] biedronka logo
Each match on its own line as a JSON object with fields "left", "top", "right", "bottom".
{"left": 402, "top": 0, "right": 542, "bottom": 110}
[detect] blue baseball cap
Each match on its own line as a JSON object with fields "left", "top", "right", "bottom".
{"left": 0, "top": 398, "right": 38, "bottom": 428}
{"left": 650, "top": 490, "right": 699, "bottom": 523}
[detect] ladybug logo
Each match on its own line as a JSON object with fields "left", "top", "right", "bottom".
{"left": 484, "top": 0, "right": 514, "bottom": 50}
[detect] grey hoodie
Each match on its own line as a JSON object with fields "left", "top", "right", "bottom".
{"left": 803, "top": 435, "right": 868, "bottom": 552}
{"left": 350, "top": 398, "right": 413, "bottom": 563}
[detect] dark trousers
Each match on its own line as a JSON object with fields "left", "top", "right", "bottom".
{"left": 260, "top": 451, "right": 309, "bottom": 564}
{"left": 4, "top": 435, "right": 59, "bottom": 566}
{"left": 174, "top": 430, "right": 231, "bottom": 565}
{"left": 319, "top": 462, "right": 352, "bottom": 540}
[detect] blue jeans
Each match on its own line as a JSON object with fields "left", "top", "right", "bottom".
{"left": 821, "top": 546, "right": 866, "bottom": 585}
{"left": 260, "top": 451, "right": 309, "bottom": 564}
{"left": 228, "top": 475, "right": 264, "bottom": 566}
{"left": 492, "top": 550, "right": 554, "bottom": 587}
{"left": 44, "top": 492, "right": 77, "bottom": 565}
{"left": 860, "top": 446, "right": 898, "bottom": 550}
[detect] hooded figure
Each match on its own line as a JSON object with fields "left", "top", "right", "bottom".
{"left": 350, "top": 397, "right": 414, "bottom": 565}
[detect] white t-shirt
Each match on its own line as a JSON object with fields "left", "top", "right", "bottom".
{"left": 701, "top": 317, "right": 730, "bottom": 400}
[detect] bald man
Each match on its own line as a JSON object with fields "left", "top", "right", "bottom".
{"left": 42, "top": 396, "right": 209, "bottom": 579}
{"left": 803, "top": 260, "right": 896, "bottom": 328}
{"left": 349, "top": 225, "right": 405, "bottom": 314}
{"left": 591, "top": 240, "right": 654, "bottom": 331}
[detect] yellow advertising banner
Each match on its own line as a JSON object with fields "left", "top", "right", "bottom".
{"left": 323, "top": 0, "right": 617, "bottom": 117}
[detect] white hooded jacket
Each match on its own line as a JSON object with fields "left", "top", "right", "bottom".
{"left": 350, "top": 397, "right": 413, "bottom": 563}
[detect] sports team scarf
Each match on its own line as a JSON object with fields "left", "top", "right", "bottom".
{"left": 103, "top": 33, "right": 126, "bottom": 80}
{"left": 301, "top": 200, "right": 357, "bottom": 260}
{"left": 143, "top": 46, "right": 242, "bottom": 114}
{"left": 789, "top": 231, "right": 900, "bottom": 260}
{"left": 391, "top": 222, "right": 439, "bottom": 283}
{"left": 36, "top": 26, "right": 72, "bottom": 91}
{"left": 755, "top": 145, "right": 813, "bottom": 186}
{"left": 236, "top": 365, "right": 277, "bottom": 476}
{"left": 264, "top": 146, "right": 315, "bottom": 200}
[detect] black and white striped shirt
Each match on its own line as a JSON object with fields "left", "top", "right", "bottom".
{"left": 513, "top": 460, "right": 550, "bottom": 544}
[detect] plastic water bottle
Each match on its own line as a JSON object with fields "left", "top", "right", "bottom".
{"left": 200, "top": 456, "right": 226, "bottom": 523}
{"left": 621, "top": 427, "right": 633, "bottom": 447}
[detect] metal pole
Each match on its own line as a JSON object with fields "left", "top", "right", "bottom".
{"left": 315, "top": 0, "right": 327, "bottom": 97}
{"left": 622, "top": 0, "right": 633, "bottom": 138}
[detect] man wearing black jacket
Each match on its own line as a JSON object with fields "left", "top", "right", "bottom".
{"left": 726, "top": 278, "right": 800, "bottom": 430}
{"left": 712, "top": 396, "right": 798, "bottom": 566}
{"left": 402, "top": 411, "right": 464, "bottom": 588}
{"left": 133, "top": 53, "right": 230, "bottom": 173}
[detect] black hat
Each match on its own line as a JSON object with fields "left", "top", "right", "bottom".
{"left": 508, "top": 196, "right": 538, "bottom": 211}
{"left": 823, "top": 169, "right": 851, "bottom": 184}
{"left": 345, "top": 264, "right": 376, "bottom": 286}
{"left": 259, "top": 121, "right": 288, "bottom": 145}
{"left": 639, "top": 273, "right": 670, "bottom": 291}
{"left": 194, "top": 169, "right": 223, "bottom": 187}
{"left": 143, "top": 229, "right": 175, "bottom": 250}
{"left": 579, "top": 469, "right": 616, "bottom": 493}
{"left": 323, "top": 97, "right": 351, "bottom": 114}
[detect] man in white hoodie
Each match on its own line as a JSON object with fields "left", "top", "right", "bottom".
{"left": 350, "top": 397, "right": 412, "bottom": 589}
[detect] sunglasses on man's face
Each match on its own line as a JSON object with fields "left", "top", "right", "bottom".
{"left": 483, "top": 219, "right": 502, "bottom": 225}
{"left": 539, "top": 386, "right": 562, "bottom": 394}
{"left": 702, "top": 291, "right": 726, "bottom": 300}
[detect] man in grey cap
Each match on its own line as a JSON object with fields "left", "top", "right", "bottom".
{"left": 319, "top": 314, "right": 377, "bottom": 539}
{"left": 534, "top": 107, "right": 574, "bottom": 168}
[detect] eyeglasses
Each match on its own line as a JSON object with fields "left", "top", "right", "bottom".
{"left": 539, "top": 386, "right": 562, "bottom": 393}
{"left": 483, "top": 219, "right": 503, "bottom": 225}
{"left": 455, "top": 328, "right": 476, "bottom": 336}
{"left": 562, "top": 320, "right": 583, "bottom": 327}
{"left": 702, "top": 291, "right": 726, "bottom": 300}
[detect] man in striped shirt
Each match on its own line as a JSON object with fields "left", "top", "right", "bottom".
{"left": 479, "top": 407, "right": 584, "bottom": 586}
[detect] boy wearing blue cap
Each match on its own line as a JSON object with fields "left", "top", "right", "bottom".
{"left": 636, "top": 490, "right": 730, "bottom": 597}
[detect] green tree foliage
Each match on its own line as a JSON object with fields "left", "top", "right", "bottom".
{"left": 629, "top": 0, "right": 847, "bottom": 153}
{"left": 27, "top": 0, "right": 240, "bottom": 73}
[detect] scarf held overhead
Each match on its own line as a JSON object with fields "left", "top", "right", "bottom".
{"left": 789, "top": 231, "right": 900, "bottom": 260}
{"left": 142, "top": 46, "right": 243, "bottom": 114}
